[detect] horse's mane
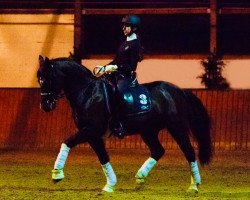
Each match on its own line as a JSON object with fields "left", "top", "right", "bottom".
{"left": 51, "top": 57, "right": 94, "bottom": 77}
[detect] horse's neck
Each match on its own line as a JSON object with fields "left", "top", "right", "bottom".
{"left": 64, "top": 77, "right": 95, "bottom": 104}
{"left": 57, "top": 60, "right": 96, "bottom": 105}
{"left": 64, "top": 65, "right": 94, "bottom": 92}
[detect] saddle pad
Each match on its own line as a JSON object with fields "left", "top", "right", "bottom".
{"left": 121, "top": 85, "right": 151, "bottom": 117}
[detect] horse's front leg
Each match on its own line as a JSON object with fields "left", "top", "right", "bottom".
{"left": 52, "top": 143, "right": 70, "bottom": 182}
{"left": 88, "top": 139, "right": 117, "bottom": 192}
{"left": 51, "top": 128, "right": 90, "bottom": 183}
{"left": 52, "top": 128, "right": 117, "bottom": 192}
{"left": 101, "top": 162, "right": 117, "bottom": 192}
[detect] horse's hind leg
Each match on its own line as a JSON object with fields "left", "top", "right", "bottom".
{"left": 135, "top": 130, "right": 165, "bottom": 184}
{"left": 167, "top": 121, "right": 201, "bottom": 192}
{"left": 167, "top": 121, "right": 196, "bottom": 162}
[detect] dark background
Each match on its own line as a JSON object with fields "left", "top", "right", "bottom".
{"left": 83, "top": 14, "right": 250, "bottom": 55}
{"left": 1, "top": 0, "right": 250, "bottom": 55}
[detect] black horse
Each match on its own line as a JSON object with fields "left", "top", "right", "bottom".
{"left": 37, "top": 56, "right": 212, "bottom": 193}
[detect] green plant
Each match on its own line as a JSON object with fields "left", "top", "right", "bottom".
{"left": 198, "top": 54, "right": 230, "bottom": 90}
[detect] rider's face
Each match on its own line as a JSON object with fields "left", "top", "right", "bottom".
{"left": 123, "top": 24, "right": 132, "bottom": 36}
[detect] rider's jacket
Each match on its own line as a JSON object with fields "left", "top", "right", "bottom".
{"left": 108, "top": 33, "right": 142, "bottom": 78}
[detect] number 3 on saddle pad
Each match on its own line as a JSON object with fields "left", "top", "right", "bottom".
{"left": 122, "top": 85, "right": 151, "bottom": 117}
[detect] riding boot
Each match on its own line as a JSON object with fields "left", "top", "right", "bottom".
{"left": 109, "top": 117, "right": 125, "bottom": 139}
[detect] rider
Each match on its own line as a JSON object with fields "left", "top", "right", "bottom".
{"left": 94, "top": 14, "right": 144, "bottom": 138}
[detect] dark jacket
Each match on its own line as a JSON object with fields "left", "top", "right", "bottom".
{"left": 109, "top": 38, "right": 142, "bottom": 77}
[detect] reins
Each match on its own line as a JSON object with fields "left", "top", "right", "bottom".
{"left": 56, "top": 78, "right": 96, "bottom": 100}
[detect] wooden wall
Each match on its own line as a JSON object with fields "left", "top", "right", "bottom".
{"left": 0, "top": 89, "right": 249, "bottom": 151}
{"left": 1, "top": 14, "right": 250, "bottom": 89}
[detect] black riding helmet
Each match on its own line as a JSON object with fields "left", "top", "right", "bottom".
{"left": 122, "top": 15, "right": 141, "bottom": 32}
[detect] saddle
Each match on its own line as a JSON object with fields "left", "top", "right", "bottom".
{"left": 120, "top": 81, "right": 151, "bottom": 117}
{"left": 102, "top": 73, "right": 152, "bottom": 117}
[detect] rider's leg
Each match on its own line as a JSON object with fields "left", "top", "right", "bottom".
{"left": 109, "top": 77, "right": 127, "bottom": 139}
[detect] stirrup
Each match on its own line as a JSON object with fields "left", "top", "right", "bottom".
{"left": 111, "top": 124, "right": 125, "bottom": 139}
{"left": 109, "top": 120, "right": 125, "bottom": 138}
{"left": 114, "top": 131, "right": 125, "bottom": 139}
{"left": 112, "top": 128, "right": 125, "bottom": 139}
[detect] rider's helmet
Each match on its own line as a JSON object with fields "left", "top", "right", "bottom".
{"left": 122, "top": 15, "right": 141, "bottom": 32}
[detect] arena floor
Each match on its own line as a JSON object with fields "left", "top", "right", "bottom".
{"left": 0, "top": 148, "right": 249, "bottom": 199}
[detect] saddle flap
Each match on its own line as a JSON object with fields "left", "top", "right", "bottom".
{"left": 101, "top": 75, "right": 151, "bottom": 117}
{"left": 121, "top": 85, "right": 151, "bottom": 117}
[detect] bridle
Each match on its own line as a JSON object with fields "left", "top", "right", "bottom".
{"left": 39, "top": 60, "right": 97, "bottom": 104}
{"left": 38, "top": 74, "right": 60, "bottom": 102}
{"left": 39, "top": 76, "right": 96, "bottom": 101}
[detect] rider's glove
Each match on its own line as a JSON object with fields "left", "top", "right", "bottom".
{"left": 93, "top": 65, "right": 118, "bottom": 77}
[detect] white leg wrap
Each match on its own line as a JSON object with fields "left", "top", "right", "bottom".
{"left": 190, "top": 161, "right": 201, "bottom": 185}
{"left": 102, "top": 162, "right": 117, "bottom": 192}
{"left": 52, "top": 169, "right": 64, "bottom": 180}
{"left": 54, "top": 143, "right": 70, "bottom": 170}
{"left": 136, "top": 157, "right": 157, "bottom": 179}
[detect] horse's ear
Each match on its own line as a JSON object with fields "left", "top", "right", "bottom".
{"left": 44, "top": 57, "right": 51, "bottom": 66}
{"left": 45, "top": 57, "right": 50, "bottom": 63}
{"left": 39, "top": 55, "right": 44, "bottom": 66}
{"left": 69, "top": 52, "right": 74, "bottom": 60}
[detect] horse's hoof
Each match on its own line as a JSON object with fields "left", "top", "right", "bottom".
{"left": 136, "top": 178, "right": 145, "bottom": 184}
{"left": 102, "top": 184, "right": 115, "bottom": 193}
{"left": 52, "top": 178, "right": 63, "bottom": 184}
{"left": 187, "top": 184, "right": 199, "bottom": 193}
{"left": 52, "top": 169, "right": 64, "bottom": 183}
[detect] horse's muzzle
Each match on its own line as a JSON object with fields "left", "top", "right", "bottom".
{"left": 40, "top": 99, "right": 56, "bottom": 112}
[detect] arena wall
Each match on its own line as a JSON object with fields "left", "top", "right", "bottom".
{"left": 0, "top": 14, "right": 250, "bottom": 89}
{"left": 0, "top": 89, "right": 249, "bottom": 150}
{"left": 0, "top": 14, "right": 249, "bottom": 151}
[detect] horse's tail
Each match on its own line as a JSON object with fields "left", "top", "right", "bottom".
{"left": 184, "top": 90, "right": 212, "bottom": 165}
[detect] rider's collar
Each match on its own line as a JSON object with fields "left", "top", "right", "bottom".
{"left": 126, "top": 33, "right": 137, "bottom": 41}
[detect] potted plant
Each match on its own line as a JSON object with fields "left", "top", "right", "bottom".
{"left": 198, "top": 54, "right": 230, "bottom": 90}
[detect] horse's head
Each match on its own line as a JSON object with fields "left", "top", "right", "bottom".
{"left": 37, "top": 55, "right": 63, "bottom": 112}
